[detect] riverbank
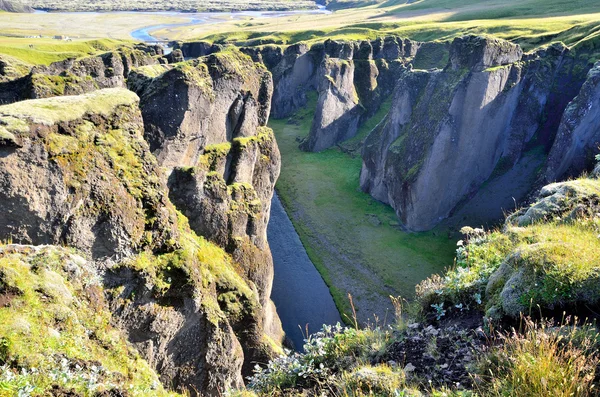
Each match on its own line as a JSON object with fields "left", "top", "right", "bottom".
{"left": 269, "top": 193, "right": 342, "bottom": 350}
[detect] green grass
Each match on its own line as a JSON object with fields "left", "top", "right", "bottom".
{"left": 0, "top": 38, "right": 128, "bottom": 65}
{"left": 269, "top": 93, "right": 456, "bottom": 320}
{"left": 418, "top": 176, "right": 600, "bottom": 319}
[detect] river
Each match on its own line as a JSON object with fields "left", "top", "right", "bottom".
{"left": 268, "top": 193, "right": 342, "bottom": 351}
{"left": 130, "top": 7, "right": 330, "bottom": 44}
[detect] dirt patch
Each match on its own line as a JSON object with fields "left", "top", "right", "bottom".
{"left": 383, "top": 322, "right": 486, "bottom": 389}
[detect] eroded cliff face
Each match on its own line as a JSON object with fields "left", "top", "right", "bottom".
{"left": 245, "top": 38, "right": 430, "bottom": 152}
{"left": 0, "top": 45, "right": 162, "bottom": 105}
{"left": 545, "top": 62, "right": 600, "bottom": 182}
{"left": 0, "top": 85, "right": 280, "bottom": 395}
{"left": 0, "top": 89, "right": 178, "bottom": 260}
{"left": 360, "top": 36, "right": 592, "bottom": 231}
{"left": 178, "top": 38, "right": 443, "bottom": 152}
{"left": 127, "top": 49, "right": 283, "bottom": 373}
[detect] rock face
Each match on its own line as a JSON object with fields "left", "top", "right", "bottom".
{"left": 545, "top": 63, "right": 600, "bottom": 181}
{"left": 0, "top": 89, "right": 278, "bottom": 395}
{"left": 360, "top": 36, "right": 591, "bottom": 231}
{"left": 128, "top": 51, "right": 273, "bottom": 167}
{"left": 300, "top": 57, "right": 361, "bottom": 152}
{"left": 178, "top": 38, "right": 447, "bottom": 154}
{"left": 128, "top": 49, "right": 283, "bottom": 373}
{"left": 0, "top": 0, "right": 33, "bottom": 12}
{"left": 0, "top": 89, "right": 178, "bottom": 260}
{"left": 241, "top": 37, "right": 446, "bottom": 152}
{"left": 0, "top": 45, "right": 161, "bottom": 105}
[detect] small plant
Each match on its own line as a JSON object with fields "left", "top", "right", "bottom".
{"left": 431, "top": 303, "right": 446, "bottom": 320}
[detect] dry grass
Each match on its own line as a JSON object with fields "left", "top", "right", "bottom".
{"left": 479, "top": 317, "right": 599, "bottom": 397}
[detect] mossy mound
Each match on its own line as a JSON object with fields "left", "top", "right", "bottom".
{"left": 0, "top": 54, "right": 31, "bottom": 83}
{"left": 418, "top": 176, "right": 600, "bottom": 321}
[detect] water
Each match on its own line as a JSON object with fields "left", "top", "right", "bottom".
{"left": 268, "top": 193, "right": 342, "bottom": 351}
{"left": 130, "top": 6, "right": 331, "bottom": 43}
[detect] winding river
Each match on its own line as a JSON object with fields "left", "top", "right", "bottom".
{"left": 268, "top": 193, "right": 342, "bottom": 350}
{"left": 130, "top": 7, "right": 330, "bottom": 43}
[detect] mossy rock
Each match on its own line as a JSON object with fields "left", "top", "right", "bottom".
{"left": 0, "top": 245, "right": 177, "bottom": 396}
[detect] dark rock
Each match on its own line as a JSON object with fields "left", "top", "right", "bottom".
{"left": 360, "top": 36, "right": 590, "bottom": 231}
{"left": 545, "top": 62, "right": 600, "bottom": 181}
{"left": 128, "top": 49, "right": 284, "bottom": 375}
{"left": 166, "top": 49, "right": 184, "bottom": 63}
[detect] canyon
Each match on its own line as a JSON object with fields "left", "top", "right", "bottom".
{"left": 1, "top": 28, "right": 600, "bottom": 395}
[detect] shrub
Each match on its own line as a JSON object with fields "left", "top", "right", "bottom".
{"left": 247, "top": 323, "right": 394, "bottom": 394}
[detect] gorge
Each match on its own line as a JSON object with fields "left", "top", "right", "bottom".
{"left": 1, "top": 2, "right": 600, "bottom": 394}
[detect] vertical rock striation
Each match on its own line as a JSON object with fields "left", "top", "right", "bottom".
{"left": 360, "top": 36, "right": 591, "bottom": 231}
{"left": 128, "top": 49, "right": 284, "bottom": 373}
{"left": 545, "top": 62, "right": 600, "bottom": 181}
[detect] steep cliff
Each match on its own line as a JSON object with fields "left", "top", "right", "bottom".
{"left": 545, "top": 62, "right": 600, "bottom": 182}
{"left": 0, "top": 45, "right": 162, "bottom": 105}
{"left": 360, "top": 36, "right": 591, "bottom": 231}
{"left": 174, "top": 38, "right": 441, "bottom": 152}
{"left": 128, "top": 49, "right": 283, "bottom": 373}
{"left": 0, "top": 88, "right": 279, "bottom": 395}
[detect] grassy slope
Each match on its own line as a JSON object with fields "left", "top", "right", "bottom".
{"left": 182, "top": 0, "right": 600, "bottom": 56}
{"left": 270, "top": 93, "right": 456, "bottom": 321}
{"left": 0, "top": 38, "right": 128, "bottom": 65}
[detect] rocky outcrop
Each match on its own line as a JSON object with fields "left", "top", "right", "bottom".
{"left": 247, "top": 37, "right": 446, "bottom": 152}
{"left": 128, "top": 49, "right": 283, "bottom": 373}
{"left": 0, "top": 45, "right": 161, "bottom": 105}
{"left": 0, "top": 54, "right": 30, "bottom": 84}
{"left": 175, "top": 40, "right": 223, "bottom": 59}
{"left": 0, "top": 0, "right": 33, "bottom": 12}
{"left": 360, "top": 36, "right": 591, "bottom": 231}
{"left": 0, "top": 88, "right": 178, "bottom": 260}
{"left": 128, "top": 51, "right": 273, "bottom": 167}
{"left": 545, "top": 62, "right": 600, "bottom": 181}
{"left": 301, "top": 57, "right": 361, "bottom": 152}
{"left": 0, "top": 88, "right": 280, "bottom": 395}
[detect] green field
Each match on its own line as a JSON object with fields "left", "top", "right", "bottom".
{"left": 0, "top": 37, "right": 129, "bottom": 65}
{"left": 269, "top": 93, "right": 457, "bottom": 321}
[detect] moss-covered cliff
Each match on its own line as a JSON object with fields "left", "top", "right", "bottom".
{"left": 0, "top": 87, "right": 281, "bottom": 395}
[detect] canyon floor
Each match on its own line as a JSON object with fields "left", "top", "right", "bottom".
{"left": 270, "top": 92, "right": 457, "bottom": 321}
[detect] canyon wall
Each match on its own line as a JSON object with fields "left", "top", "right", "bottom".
{"left": 176, "top": 36, "right": 600, "bottom": 232}
{"left": 127, "top": 49, "right": 284, "bottom": 374}
{"left": 0, "top": 44, "right": 163, "bottom": 105}
{"left": 0, "top": 49, "right": 284, "bottom": 395}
